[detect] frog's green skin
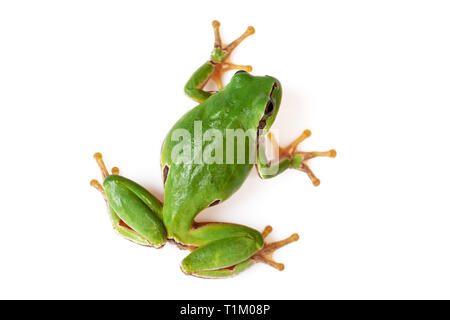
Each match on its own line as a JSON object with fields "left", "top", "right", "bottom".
{"left": 161, "top": 71, "right": 283, "bottom": 276}
{"left": 92, "top": 22, "right": 335, "bottom": 278}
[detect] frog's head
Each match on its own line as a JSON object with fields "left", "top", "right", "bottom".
{"left": 229, "top": 71, "right": 282, "bottom": 134}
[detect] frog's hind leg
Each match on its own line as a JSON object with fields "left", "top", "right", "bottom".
{"left": 90, "top": 152, "right": 167, "bottom": 248}
{"left": 179, "top": 223, "right": 298, "bottom": 278}
{"left": 179, "top": 222, "right": 263, "bottom": 278}
{"left": 197, "top": 226, "right": 299, "bottom": 278}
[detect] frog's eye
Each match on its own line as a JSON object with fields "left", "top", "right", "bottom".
{"left": 234, "top": 70, "right": 248, "bottom": 75}
{"left": 265, "top": 100, "right": 275, "bottom": 116}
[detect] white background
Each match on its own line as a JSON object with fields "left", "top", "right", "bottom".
{"left": 1, "top": 0, "right": 449, "bottom": 299}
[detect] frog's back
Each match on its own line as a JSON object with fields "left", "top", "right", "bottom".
{"left": 160, "top": 91, "right": 257, "bottom": 231}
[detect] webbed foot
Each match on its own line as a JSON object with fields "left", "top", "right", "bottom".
{"left": 251, "top": 226, "right": 299, "bottom": 271}
{"left": 209, "top": 20, "right": 255, "bottom": 90}
{"left": 268, "top": 130, "right": 336, "bottom": 186}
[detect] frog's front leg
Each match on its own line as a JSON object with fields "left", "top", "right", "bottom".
{"left": 90, "top": 153, "right": 167, "bottom": 247}
{"left": 257, "top": 130, "right": 336, "bottom": 186}
{"left": 177, "top": 223, "right": 298, "bottom": 278}
{"left": 184, "top": 20, "right": 254, "bottom": 103}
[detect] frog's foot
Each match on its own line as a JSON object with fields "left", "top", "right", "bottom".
{"left": 268, "top": 130, "right": 336, "bottom": 186}
{"left": 90, "top": 152, "right": 120, "bottom": 200}
{"left": 210, "top": 20, "right": 255, "bottom": 90}
{"left": 251, "top": 226, "right": 299, "bottom": 271}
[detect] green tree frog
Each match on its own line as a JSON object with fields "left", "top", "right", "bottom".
{"left": 90, "top": 21, "right": 336, "bottom": 278}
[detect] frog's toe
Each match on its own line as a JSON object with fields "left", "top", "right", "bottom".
{"left": 211, "top": 20, "right": 254, "bottom": 56}
{"left": 90, "top": 179, "right": 106, "bottom": 200}
{"left": 90, "top": 152, "right": 118, "bottom": 199}
{"left": 261, "top": 225, "right": 273, "bottom": 239}
{"left": 296, "top": 147, "right": 336, "bottom": 186}
{"left": 91, "top": 152, "right": 120, "bottom": 181}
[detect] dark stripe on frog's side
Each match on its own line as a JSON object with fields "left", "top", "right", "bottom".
{"left": 163, "top": 165, "right": 169, "bottom": 185}
{"left": 256, "top": 81, "right": 279, "bottom": 144}
{"left": 208, "top": 199, "right": 221, "bottom": 207}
